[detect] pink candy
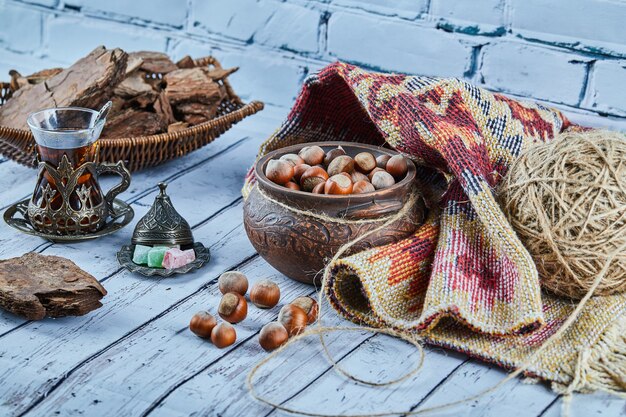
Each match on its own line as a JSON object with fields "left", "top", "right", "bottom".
{"left": 162, "top": 248, "right": 196, "bottom": 269}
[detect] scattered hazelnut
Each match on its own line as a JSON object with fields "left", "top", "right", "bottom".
{"left": 189, "top": 311, "right": 217, "bottom": 338}
{"left": 376, "top": 154, "right": 391, "bottom": 169}
{"left": 280, "top": 153, "right": 305, "bottom": 166}
{"left": 323, "top": 146, "right": 346, "bottom": 166}
{"left": 371, "top": 171, "right": 396, "bottom": 190}
{"left": 351, "top": 171, "right": 369, "bottom": 183}
{"left": 278, "top": 304, "right": 308, "bottom": 336}
{"left": 354, "top": 152, "right": 376, "bottom": 173}
{"left": 218, "top": 271, "right": 248, "bottom": 296}
{"left": 284, "top": 181, "right": 301, "bottom": 191}
{"left": 300, "top": 166, "right": 329, "bottom": 192}
{"left": 298, "top": 145, "right": 325, "bottom": 166}
{"left": 250, "top": 279, "right": 281, "bottom": 309}
{"left": 353, "top": 180, "right": 376, "bottom": 194}
{"left": 327, "top": 155, "right": 355, "bottom": 177}
{"left": 339, "top": 172, "right": 352, "bottom": 180}
{"left": 312, "top": 181, "right": 326, "bottom": 194}
{"left": 259, "top": 322, "right": 289, "bottom": 352}
{"left": 211, "top": 322, "right": 236, "bottom": 348}
{"left": 218, "top": 292, "right": 248, "bottom": 323}
{"left": 293, "top": 164, "right": 311, "bottom": 182}
{"left": 386, "top": 155, "right": 408, "bottom": 179}
{"left": 291, "top": 296, "right": 319, "bottom": 324}
{"left": 367, "top": 167, "right": 386, "bottom": 181}
{"left": 324, "top": 174, "right": 353, "bottom": 195}
{"left": 265, "top": 159, "right": 294, "bottom": 185}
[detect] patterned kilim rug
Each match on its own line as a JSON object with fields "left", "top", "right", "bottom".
{"left": 243, "top": 62, "right": 626, "bottom": 395}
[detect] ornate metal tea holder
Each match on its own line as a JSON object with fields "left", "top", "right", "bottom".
{"left": 4, "top": 155, "right": 134, "bottom": 243}
{"left": 117, "top": 182, "right": 210, "bottom": 277}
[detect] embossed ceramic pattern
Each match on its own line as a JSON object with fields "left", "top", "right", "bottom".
{"left": 243, "top": 141, "right": 425, "bottom": 284}
{"left": 117, "top": 242, "right": 210, "bottom": 277}
{"left": 131, "top": 182, "right": 194, "bottom": 246}
{"left": 5, "top": 198, "right": 134, "bottom": 243}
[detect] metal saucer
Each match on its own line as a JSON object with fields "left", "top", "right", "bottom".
{"left": 116, "top": 242, "right": 210, "bottom": 277}
{"left": 4, "top": 198, "right": 134, "bottom": 243}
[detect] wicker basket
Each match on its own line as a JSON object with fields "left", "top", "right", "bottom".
{"left": 0, "top": 56, "right": 264, "bottom": 171}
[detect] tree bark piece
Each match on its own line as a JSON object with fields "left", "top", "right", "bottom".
{"left": 0, "top": 252, "right": 107, "bottom": 320}
{"left": 154, "top": 91, "right": 176, "bottom": 125}
{"left": 101, "top": 108, "right": 166, "bottom": 138}
{"left": 164, "top": 68, "right": 225, "bottom": 105}
{"left": 0, "top": 46, "right": 128, "bottom": 130}
{"left": 129, "top": 51, "right": 178, "bottom": 74}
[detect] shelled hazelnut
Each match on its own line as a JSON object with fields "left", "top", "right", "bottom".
{"left": 218, "top": 292, "right": 248, "bottom": 323}
{"left": 189, "top": 311, "right": 217, "bottom": 338}
{"left": 264, "top": 146, "right": 409, "bottom": 195}
{"left": 211, "top": 322, "right": 236, "bottom": 348}
{"left": 218, "top": 271, "right": 248, "bottom": 296}
{"left": 259, "top": 322, "right": 289, "bottom": 351}
{"left": 278, "top": 304, "right": 308, "bottom": 336}
{"left": 250, "top": 279, "right": 281, "bottom": 309}
{"left": 291, "top": 296, "right": 319, "bottom": 324}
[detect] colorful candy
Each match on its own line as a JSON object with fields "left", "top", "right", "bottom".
{"left": 162, "top": 248, "right": 196, "bottom": 269}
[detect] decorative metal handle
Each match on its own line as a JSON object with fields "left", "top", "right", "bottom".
{"left": 336, "top": 199, "right": 404, "bottom": 220}
{"left": 96, "top": 161, "right": 131, "bottom": 215}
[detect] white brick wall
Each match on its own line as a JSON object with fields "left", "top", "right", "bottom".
{"left": 0, "top": 0, "right": 625, "bottom": 123}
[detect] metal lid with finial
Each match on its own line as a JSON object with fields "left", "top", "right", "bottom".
{"left": 131, "top": 182, "right": 194, "bottom": 246}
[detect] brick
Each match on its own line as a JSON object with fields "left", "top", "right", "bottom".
{"left": 79, "top": 0, "right": 188, "bottom": 27}
{"left": 0, "top": 4, "right": 43, "bottom": 52}
{"left": 430, "top": 0, "right": 505, "bottom": 35}
{"left": 588, "top": 61, "right": 626, "bottom": 116}
{"left": 330, "top": 0, "right": 428, "bottom": 20}
{"left": 192, "top": 0, "right": 318, "bottom": 53}
{"left": 327, "top": 12, "right": 471, "bottom": 77}
{"left": 512, "top": 0, "right": 626, "bottom": 57}
{"left": 171, "top": 40, "right": 306, "bottom": 106}
{"left": 46, "top": 16, "right": 167, "bottom": 64}
{"left": 481, "top": 42, "right": 588, "bottom": 106}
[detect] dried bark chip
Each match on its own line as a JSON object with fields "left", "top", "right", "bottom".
{"left": 129, "top": 51, "right": 178, "bottom": 74}
{"left": 154, "top": 91, "right": 177, "bottom": 125}
{"left": 0, "top": 46, "right": 128, "bottom": 130}
{"left": 164, "top": 68, "right": 225, "bottom": 105}
{"left": 167, "top": 121, "right": 189, "bottom": 133}
{"left": 101, "top": 108, "right": 166, "bottom": 138}
{"left": 0, "top": 252, "right": 107, "bottom": 320}
{"left": 176, "top": 55, "right": 195, "bottom": 69}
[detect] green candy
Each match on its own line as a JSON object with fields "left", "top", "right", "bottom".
{"left": 132, "top": 244, "right": 152, "bottom": 265}
{"left": 147, "top": 246, "right": 169, "bottom": 268}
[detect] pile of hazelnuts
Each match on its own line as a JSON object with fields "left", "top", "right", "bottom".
{"left": 189, "top": 271, "right": 318, "bottom": 351}
{"left": 265, "top": 145, "right": 409, "bottom": 195}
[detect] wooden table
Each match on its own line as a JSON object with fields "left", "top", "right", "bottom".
{"left": 0, "top": 105, "right": 623, "bottom": 417}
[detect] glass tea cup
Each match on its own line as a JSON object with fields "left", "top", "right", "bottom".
{"left": 26, "top": 104, "right": 131, "bottom": 235}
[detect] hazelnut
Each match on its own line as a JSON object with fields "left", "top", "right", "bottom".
{"left": 218, "top": 292, "right": 248, "bottom": 323}
{"left": 259, "top": 322, "right": 289, "bottom": 352}
{"left": 339, "top": 172, "right": 352, "bottom": 180}
{"left": 298, "top": 146, "right": 325, "bottom": 166}
{"left": 211, "top": 322, "right": 236, "bottom": 348}
{"left": 284, "top": 181, "right": 301, "bottom": 191}
{"left": 293, "top": 164, "right": 311, "bottom": 182}
{"left": 351, "top": 171, "right": 369, "bottom": 183}
{"left": 386, "top": 155, "right": 408, "bottom": 179}
{"left": 367, "top": 167, "right": 386, "bottom": 181}
{"left": 218, "top": 271, "right": 248, "bottom": 296}
{"left": 324, "top": 174, "right": 353, "bottom": 195}
{"left": 371, "top": 171, "right": 396, "bottom": 190}
{"left": 280, "top": 153, "right": 305, "bottom": 166}
{"left": 312, "top": 181, "right": 326, "bottom": 194}
{"left": 376, "top": 154, "right": 391, "bottom": 169}
{"left": 189, "top": 311, "right": 217, "bottom": 338}
{"left": 265, "top": 159, "right": 294, "bottom": 185}
{"left": 278, "top": 304, "right": 308, "bottom": 336}
{"left": 300, "top": 166, "right": 329, "bottom": 192}
{"left": 327, "top": 155, "right": 354, "bottom": 177}
{"left": 323, "top": 146, "right": 346, "bottom": 166}
{"left": 354, "top": 152, "right": 376, "bottom": 173}
{"left": 353, "top": 180, "right": 376, "bottom": 194}
{"left": 250, "top": 279, "right": 281, "bottom": 309}
{"left": 291, "top": 296, "right": 319, "bottom": 324}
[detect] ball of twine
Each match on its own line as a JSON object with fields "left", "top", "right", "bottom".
{"left": 500, "top": 129, "right": 626, "bottom": 300}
